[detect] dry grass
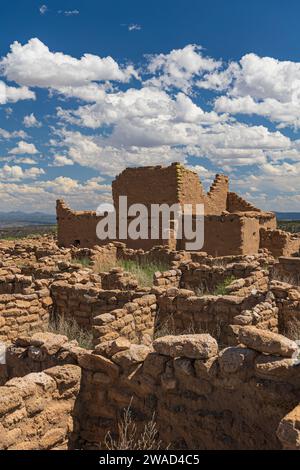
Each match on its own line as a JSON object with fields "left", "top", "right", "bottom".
{"left": 72, "top": 256, "right": 92, "bottom": 268}
{"left": 105, "top": 401, "right": 163, "bottom": 450}
{"left": 94, "top": 258, "right": 170, "bottom": 288}
{"left": 49, "top": 316, "right": 93, "bottom": 349}
{"left": 193, "top": 275, "right": 236, "bottom": 297}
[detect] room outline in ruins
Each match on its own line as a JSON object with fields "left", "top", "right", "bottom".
{"left": 0, "top": 162, "right": 300, "bottom": 452}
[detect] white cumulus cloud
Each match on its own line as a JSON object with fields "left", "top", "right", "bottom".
{"left": 23, "top": 113, "right": 42, "bottom": 128}
{"left": 8, "top": 141, "right": 39, "bottom": 155}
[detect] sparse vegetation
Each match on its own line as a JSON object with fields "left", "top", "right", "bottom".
{"left": 105, "top": 401, "right": 164, "bottom": 450}
{"left": 278, "top": 220, "right": 300, "bottom": 234}
{"left": 213, "top": 276, "right": 236, "bottom": 295}
{"left": 193, "top": 276, "right": 237, "bottom": 296}
{"left": 0, "top": 225, "right": 57, "bottom": 240}
{"left": 49, "top": 316, "right": 93, "bottom": 349}
{"left": 118, "top": 259, "right": 169, "bottom": 287}
{"left": 73, "top": 256, "right": 92, "bottom": 268}
{"left": 95, "top": 258, "right": 170, "bottom": 287}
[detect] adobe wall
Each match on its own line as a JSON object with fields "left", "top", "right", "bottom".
{"left": 56, "top": 162, "right": 282, "bottom": 255}
{"left": 51, "top": 280, "right": 143, "bottom": 330}
{"left": 155, "top": 288, "right": 276, "bottom": 345}
{"left": 260, "top": 228, "right": 300, "bottom": 257}
{"left": 271, "top": 257, "right": 300, "bottom": 285}
{"left": 0, "top": 364, "right": 81, "bottom": 450}
{"left": 200, "top": 214, "right": 260, "bottom": 256}
{"left": 179, "top": 259, "right": 267, "bottom": 293}
{"left": 56, "top": 199, "right": 104, "bottom": 248}
{"left": 92, "top": 294, "right": 157, "bottom": 348}
{"left": 73, "top": 330, "right": 300, "bottom": 450}
{"left": 0, "top": 276, "right": 51, "bottom": 343}
{"left": 270, "top": 280, "right": 300, "bottom": 340}
{"left": 205, "top": 174, "right": 229, "bottom": 215}
{"left": 4, "top": 332, "right": 86, "bottom": 382}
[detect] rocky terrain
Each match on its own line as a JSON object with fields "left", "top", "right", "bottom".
{"left": 0, "top": 234, "right": 299, "bottom": 450}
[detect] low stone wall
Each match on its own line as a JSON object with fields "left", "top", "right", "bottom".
{"left": 179, "top": 260, "right": 268, "bottom": 294}
{"left": 0, "top": 364, "right": 81, "bottom": 450}
{"left": 0, "top": 268, "right": 32, "bottom": 295}
{"left": 92, "top": 294, "right": 157, "bottom": 347}
{"left": 260, "top": 228, "right": 300, "bottom": 257}
{"left": 51, "top": 278, "right": 147, "bottom": 330}
{"left": 155, "top": 287, "right": 268, "bottom": 345}
{"left": 270, "top": 280, "right": 300, "bottom": 339}
{"left": 4, "top": 332, "right": 86, "bottom": 382}
{"left": 100, "top": 267, "right": 139, "bottom": 291}
{"left": 272, "top": 257, "right": 300, "bottom": 285}
{"left": 73, "top": 330, "right": 300, "bottom": 450}
{"left": 0, "top": 285, "right": 51, "bottom": 343}
{"left": 153, "top": 268, "right": 182, "bottom": 288}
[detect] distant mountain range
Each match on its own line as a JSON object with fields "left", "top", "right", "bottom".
{"left": 0, "top": 210, "right": 298, "bottom": 228}
{"left": 0, "top": 211, "right": 56, "bottom": 228}
{"left": 275, "top": 212, "right": 300, "bottom": 220}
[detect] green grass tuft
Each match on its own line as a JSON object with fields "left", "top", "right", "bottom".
{"left": 49, "top": 316, "right": 93, "bottom": 349}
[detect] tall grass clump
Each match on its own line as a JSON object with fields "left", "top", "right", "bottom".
{"left": 49, "top": 316, "right": 93, "bottom": 349}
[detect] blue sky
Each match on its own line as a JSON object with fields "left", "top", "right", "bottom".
{"left": 0, "top": 0, "right": 300, "bottom": 213}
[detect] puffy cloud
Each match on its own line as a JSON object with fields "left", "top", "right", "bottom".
{"left": 56, "top": 129, "right": 186, "bottom": 175}
{"left": 0, "top": 164, "right": 44, "bottom": 181}
{"left": 8, "top": 141, "right": 39, "bottom": 155}
{"left": 0, "top": 128, "right": 27, "bottom": 140}
{"left": 0, "top": 176, "right": 111, "bottom": 212}
{"left": 0, "top": 80, "right": 35, "bottom": 104}
{"left": 0, "top": 38, "right": 137, "bottom": 93}
{"left": 51, "top": 155, "right": 74, "bottom": 167}
{"left": 145, "top": 44, "right": 221, "bottom": 93}
{"left": 200, "top": 53, "right": 300, "bottom": 128}
{"left": 23, "top": 113, "right": 42, "bottom": 128}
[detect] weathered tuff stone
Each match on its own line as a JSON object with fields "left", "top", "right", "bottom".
{"left": 78, "top": 352, "right": 119, "bottom": 378}
{"left": 277, "top": 404, "right": 300, "bottom": 450}
{"left": 238, "top": 326, "right": 299, "bottom": 357}
{"left": 153, "top": 334, "right": 218, "bottom": 359}
{"left": 112, "top": 344, "right": 151, "bottom": 368}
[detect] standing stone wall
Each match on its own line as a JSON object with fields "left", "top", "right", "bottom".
{"left": 73, "top": 331, "right": 300, "bottom": 450}
{"left": 0, "top": 364, "right": 81, "bottom": 450}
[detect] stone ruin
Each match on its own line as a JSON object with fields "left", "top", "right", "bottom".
{"left": 0, "top": 165, "right": 300, "bottom": 450}
{"left": 56, "top": 162, "right": 300, "bottom": 257}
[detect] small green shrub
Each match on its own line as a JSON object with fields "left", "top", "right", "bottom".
{"left": 73, "top": 256, "right": 92, "bottom": 268}
{"left": 95, "top": 258, "right": 170, "bottom": 287}
{"left": 213, "top": 276, "right": 236, "bottom": 296}
{"left": 118, "top": 259, "right": 169, "bottom": 287}
{"left": 49, "top": 316, "right": 93, "bottom": 349}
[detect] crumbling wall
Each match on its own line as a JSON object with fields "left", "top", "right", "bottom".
{"left": 260, "top": 228, "right": 300, "bottom": 257}
{"left": 205, "top": 174, "right": 229, "bottom": 215}
{"left": 0, "top": 283, "right": 51, "bottom": 343}
{"left": 92, "top": 294, "right": 157, "bottom": 347}
{"left": 271, "top": 257, "right": 300, "bottom": 285}
{"left": 179, "top": 259, "right": 267, "bottom": 293}
{"left": 155, "top": 286, "right": 277, "bottom": 345}
{"left": 56, "top": 199, "right": 105, "bottom": 248}
{"left": 74, "top": 330, "right": 300, "bottom": 450}
{"left": 51, "top": 279, "right": 142, "bottom": 330}
{"left": 4, "top": 332, "right": 86, "bottom": 381}
{"left": 201, "top": 214, "right": 260, "bottom": 256}
{"left": 0, "top": 364, "right": 81, "bottom": 450}
{"left": 270, "top": 280, "right": 300, "bottom": 340}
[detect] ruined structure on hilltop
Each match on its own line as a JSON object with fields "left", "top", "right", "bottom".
{"left": 56, "top": 162, "right": 300, "bottom": 257}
